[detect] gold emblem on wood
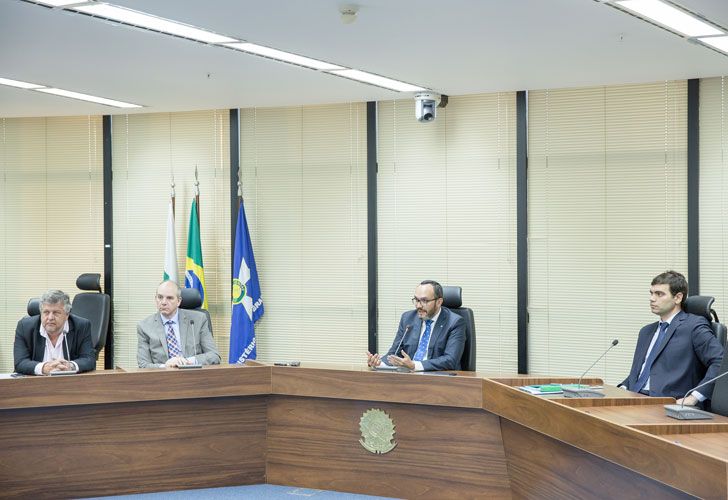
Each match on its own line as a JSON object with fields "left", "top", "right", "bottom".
{"left": 359, "top": 408, "right": 397, "bottom": 454}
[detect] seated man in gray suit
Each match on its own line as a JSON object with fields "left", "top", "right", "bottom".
{"left": 14, "top": 289, "right": 96, "bottom": 375}
{"left": 622, "top": 271, "right": 724, "bottom": 406}
{"left": 366, "top": 280, "right": 465, "bottom": 371}
{"left": 137, "top": 280, "right": 220, "bottom": 368}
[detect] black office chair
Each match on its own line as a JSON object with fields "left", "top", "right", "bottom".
{"left": 442, "top": 285, "right": 476, "bottom": 371}
{"left": 683, "top": 295, "right": 727, "bottom": 347}
{"left": 27, "top": 298, "right": 41, "bottom": 316}
{"left": 180, "top": 287, "right": 213, "bottom": 336}
{"left": 71, "top": 273, "right": 111, "bottom": 359}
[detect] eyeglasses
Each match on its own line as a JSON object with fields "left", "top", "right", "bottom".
{"left": 412, "top": 296, "right": 437, "bottom": 306}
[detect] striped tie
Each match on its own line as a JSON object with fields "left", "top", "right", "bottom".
{"left": 165, "top": 320, "right": 182, "bottom": 358}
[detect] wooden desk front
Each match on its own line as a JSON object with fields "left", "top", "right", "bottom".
{"left": 0, "top": 365, "right": 724, "bottom": 499}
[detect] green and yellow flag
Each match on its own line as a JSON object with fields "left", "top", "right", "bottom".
{"left": 184, "top": 198, "right": 208, "bottom": 309}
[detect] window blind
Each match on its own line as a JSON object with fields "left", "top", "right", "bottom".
{"left": 528, "top": 81, "right": 687, "bottom": 383}
{"left": 376, "top": 93, "right": 518, "bottom": 373}
{"left": 239, "top": 103, "right": 368, "bottom": 363}
{"left": 0, "top": 116, "right": 103, "bottom": 372}
{"left": 112, "top": 110, "right": 231, "bottom": 369}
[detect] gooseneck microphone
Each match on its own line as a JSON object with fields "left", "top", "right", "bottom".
{"left": 562, "top": 339, "right": 619, "bottom": 398}
{"left": 665, "top": 369, "right": 728, "bottom": 420}
{"left": 178, "top": 316, "right": 202, "bottom": 369}
{"left": 392, "top": 325, "right": 412, "bottom": 359}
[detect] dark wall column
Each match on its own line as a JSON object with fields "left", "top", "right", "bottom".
{"left": 367, "top": 102, "right": 378, "bottom": 354}
{"left": 102, "top": 115, "right": 114, "bottom": 369}
{"left": 516, "top": 91, "right": 528, "bottom": 374}
{"left": 687, "top": 79, "right": 700, "bottom": 295}
{"left": 230, "top": 109, "right": 240, "bottom": 250}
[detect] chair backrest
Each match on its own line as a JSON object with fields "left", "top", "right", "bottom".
{"left": 27, "top": 298, "right": 41, "bottom": 316}
{"left": 442, "top": 285, "right": 476, "bottom": 371}
{"left": 180, "top": 287, "right": 213, "bottom": 335}
{"left": 71, "top": 273, "right": 111, "bottom": 357}
{"left": 709, "top": 355, "right": 728, "bottom": 417}
{"left": 683, "top": 295, "right": 727, "bottom": 347}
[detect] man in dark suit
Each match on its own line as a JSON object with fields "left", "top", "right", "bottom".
{"left": 14, "top": 289, "right": 96, "bottom": 375}
{"left": 137, "top": 280, "right": 220, "bottom": 368}
{"left": 367, "top": 280, "right": 465, "bottom": 371}
{"left": 622, "top": 271, "right": 724, "bottom": 406}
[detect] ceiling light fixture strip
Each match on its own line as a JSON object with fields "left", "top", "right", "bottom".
{"left": 0, "top": 76, "right": 141, "bottom": 108}
{"left": 30, "top": 0, "right": 430, "bottom": 92}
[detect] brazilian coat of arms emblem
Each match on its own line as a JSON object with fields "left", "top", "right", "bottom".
{"left": 359, "top": 408, "right": 397, "bottom": 454}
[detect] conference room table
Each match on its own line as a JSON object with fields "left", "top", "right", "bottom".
{"left": 1, "top": 363, "right": 726, "bottom": 499}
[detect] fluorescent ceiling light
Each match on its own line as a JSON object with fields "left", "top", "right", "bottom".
{"left": 328, "top": 69, "right": 426, "bottom": 92}
{"left": 73, "top": 4, "right": 238, "bottom": 44}
{"left": 0, "top": 77, "right": 45, "bottom": 89}
{"left": 616, "top": 0, "right": 723, "bottom": 37}
{"left": 224, "top": 43, "right": 344, "bottom": 71}
{"left": 33, "top": 0, "right": 89, "bottom": 6}
{"left": 700, "top": 36, "right": 728, "bottom": 53}
{"left": 35, "top": 88, "right": 142, "bottom": 108}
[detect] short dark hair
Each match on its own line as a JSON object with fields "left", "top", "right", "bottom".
{"left": 420, "top": 280, "right": 443, "bottom": 300}
{"left": 652, "top": 270, "right": 688, "bottom": 307}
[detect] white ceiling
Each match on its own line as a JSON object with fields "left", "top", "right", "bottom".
{"left": 2, "top": 0, "right": 728, "bottom": 118}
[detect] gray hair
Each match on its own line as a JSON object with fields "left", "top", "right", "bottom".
{"left": 40, "top": 289, "right": 72, "bottom": 313}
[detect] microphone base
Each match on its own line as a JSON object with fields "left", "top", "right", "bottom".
{"left": 562, "top": 387, "right": 605, "bottom": 398}
{"left": 176, "top": 364, "right": 203, "bottom": 369}
{"left": 664, "top": 404, "right": 713, "bottom": 420}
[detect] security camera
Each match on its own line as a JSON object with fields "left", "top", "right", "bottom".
{"left": 414, "top": 92, "right": 439, "bottom": 123}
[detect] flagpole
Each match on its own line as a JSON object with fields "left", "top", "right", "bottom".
{"left": 194, "top": 164, "right": 200, "bottom": 221}
{"left": 170, "top": 173, "right": 175, "bottom": 217}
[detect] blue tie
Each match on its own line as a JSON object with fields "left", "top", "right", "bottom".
{"left": 413, "top": 320, "right": 433, "bottom": 361}
{"left": 633, "top": 321, "right": 669, "bottom": 394}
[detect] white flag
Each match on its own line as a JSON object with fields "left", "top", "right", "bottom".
{"left": 163, "top": 200, "right": 178, "bottom": 283}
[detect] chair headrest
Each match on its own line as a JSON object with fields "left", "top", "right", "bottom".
{"left": 442, "top": 286, "right": 462, "bottom": 308}
{"left": 76, "top": 273, "right": 102, "bottom": 293}
{"left": 683, "top": 295, "right": 715, "bottom": 321}
{"left": 27, "top": 298, "right": 41, "bottom": 316}
{"left": 180, "top": 288, "right": 202, "bottom": 309}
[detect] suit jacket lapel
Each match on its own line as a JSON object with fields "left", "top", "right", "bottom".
{"left": 34, "top": 324, "right": 46, "bottom": 362}
{"left": 650, "top": 311, "right": 684, "bottom": 362}
{"left": 178, "top": 310, "right": 190, "bottom": 355}
{"left": 156, "top": 314, "right": 170, "bottom": 358}
{"left": 427, "top": 309, "right": 447, "bottom": 358}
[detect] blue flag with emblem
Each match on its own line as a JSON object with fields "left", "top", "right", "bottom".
{"left": 229, "top": 201, "right": 264, "bottom": 363}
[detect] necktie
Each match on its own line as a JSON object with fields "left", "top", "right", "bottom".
{"left": 413, "top": 320, "right": 433, "bottom": 361}
{"left": 633, "top": 321, "right": 669, "bottom": 394}
{"left": 165, "top": 320, "right": 182, "bottom": 358}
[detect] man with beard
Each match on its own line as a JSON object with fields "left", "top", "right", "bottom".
{"left": 366, "top": 280, "right": 465, "bottom": 371}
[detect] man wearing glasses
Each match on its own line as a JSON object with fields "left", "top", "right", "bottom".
{"left": 366, "top": 280, "right": 465, "bottom": 371}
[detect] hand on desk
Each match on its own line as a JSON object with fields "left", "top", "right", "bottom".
{"left": 41, "top": 359, "right": 74, "bottom": 375}
{"left": 387, "top": 350, "right": 415, "bottom": 371}
{"left": 676, "top": 394, "right": 699, "bottom": 406}
{"left": 165, "top": 356, "right": 191, "bottom": 368}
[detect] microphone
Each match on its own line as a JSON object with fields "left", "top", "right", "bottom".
{"left": 392, "top": 325, "right": 412, "bottom": 359}
{"left": 562, "top": 339, "right": 619, "bottom": 398}
{"left": 373, "top": 325, "right": 412, "bottom": 371}
{"left": 177, "top": 316, "right": 202, "bottom": 369}
{"left": 664, "top": 369, "right": 728, "bottom": 420}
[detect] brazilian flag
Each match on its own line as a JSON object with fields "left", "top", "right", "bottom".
{"left": 185, "top": 198, "right": 208, "bottom": 309}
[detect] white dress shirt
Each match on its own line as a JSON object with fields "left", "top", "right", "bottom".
{"left": 412, "top": 309, "right": 442, "bottom": 372}
{"left": 34, "top": 320, "right": 78, "bottom": 375}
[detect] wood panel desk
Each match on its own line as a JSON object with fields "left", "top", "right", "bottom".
{"left": 0, "top": 365, "right": 724, "bottom": 499}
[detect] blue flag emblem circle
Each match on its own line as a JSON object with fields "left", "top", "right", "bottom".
{"left": 232, "top": 278, "right": 247, "bottom": 305}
